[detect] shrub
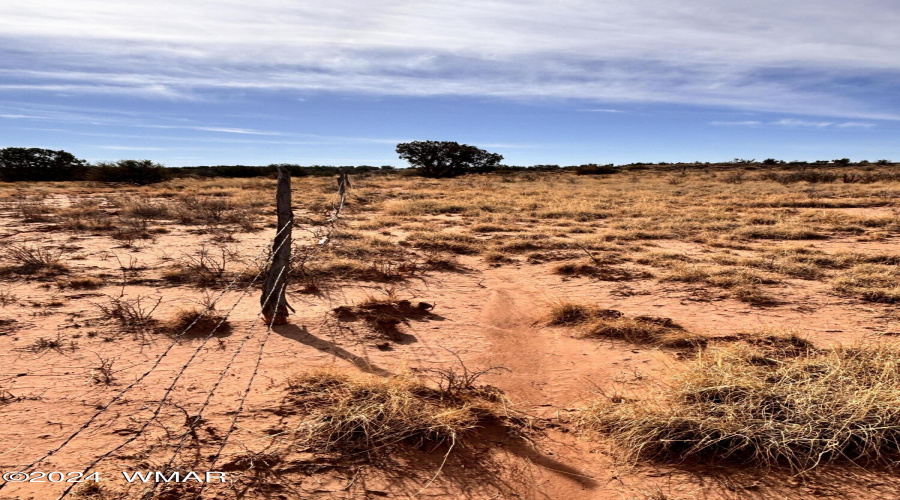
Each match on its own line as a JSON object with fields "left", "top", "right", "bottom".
{"left": 88, "top": 159, "right": 169, "bottom": 185}
{"left": 165, "top": 308, "right": 231, "bottom": 338}
{"left": 284, "top": 369, "right": 521, "bottom": 455}
{"left": 2, "top": 244, "right": 68, "bottom": 275}
{"left": 574, "top": 164, "right": 617, "bottom": 175}
{"left": 579, "top": 341, "right": 900, "bottom": 471}
{"left": 547, "top": 303, "right": 702, "bottom": 347}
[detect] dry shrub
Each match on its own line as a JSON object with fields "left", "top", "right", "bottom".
{"left": 284, "top": 369, "right": 520, "bottom": 455}
{"left": 583, "top": 316, "right": 704, "bottom": 348}
{"left": 15, "top": 196, "right": 54, "bottom": 222}
{"left": 553, "top": 261, "right": 652, "bottom": 281}
{"left": 165, "top": 308, "right": 231, "bottom": 338}
{"left": 96, "top": 295, "right": 161, "bottom": 330}
{"left": 60, "top": 276, "right": 104, "bottom": 290}
{"left": 116, "top": 195, "right": 170, "bottom": 219}
{"left": 406, "top": 231, "right": 480, "bottom": 255}
{"left": 579, "top": 340, "right": 900, "bottom": 471}
{"left": 833, "top": 264, "right": 900, "bottom": 303}
{"left": 663, "top": 264, "right": 780, "bottom": 305}
{"left": 482, "top": 251, "right": 516, "bottom": 264}
{"left": 546, "top": 302, "right": 614, "bottom": 326}
{"left": 162, "top": 246, "right": 236, "bottom": 286}
{"left": 58, "top": 205, "right": 115, "bottom": 233}
{"left": 110, "top": 215, "right": 152, "bottom": 243}
{"left": 172, "top": 196, "right": 258, "bottom": 231}
{"left": 22, "top": 333, "right": 78, "bottom": 353}
{"left": 547, "top": 302, "right": 702, "bottom": 348}
{"left": 2, "top": 244, "right": 68, "bottom": 275}
{"left": 732, "top": 225, "right": 826, "bottom": 240}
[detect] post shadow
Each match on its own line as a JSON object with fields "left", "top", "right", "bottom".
{"left": 271, "top": 323, "right": 391, "bottom": 377}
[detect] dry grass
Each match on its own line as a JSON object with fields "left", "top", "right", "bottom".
{"left": 579, "top": 339, "right": 900, "bottom": 472}
{"left": 57, "top": 276, "right": 104, "bottom": 290}
{"left": 165, "top": 308, "right": 231, "bottom": 338}
{"left": 832, "top": 264, "right": 900, "bottom": 303}
{"left": 284, "top": 369, "right": 521, "bottom": 456}
{"left": 96, "top": 294, "right": 161, "bottom": 330}
{"left": 547, "top": 302, "right": 703, "bottom": 348}
{"left": 2, "top": 244, "right": 68, "bottom": 275}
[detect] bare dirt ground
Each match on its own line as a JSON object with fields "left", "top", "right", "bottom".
{"left": 2, "top": 168, "right": 900, "bottom": 499}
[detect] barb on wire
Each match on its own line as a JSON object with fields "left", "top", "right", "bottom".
{"left": 194, "top": 281, "right": 288, "bottom": 499}
{"left": 0, "top": 223, "right": 293, "bottom": 491}
{"left": 144, "top": 267, "right": 291, "bottom": 498}
{"left": 55, "top": 227, "right": 294, "bottom": 500}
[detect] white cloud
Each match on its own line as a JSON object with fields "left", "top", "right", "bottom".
{"left": 710, "top": 120, "right": 763, "bottom": 126}
{"left": 836, "top": 121, "right": 877, "bottom": 128}
{"left": 1, "top": 0, "right": 899, "bottom": 119}
{"left": 773, "top": 119, "right": 835, "bottom": 128}
{"left": 711, "top": 119, "right": 876, "bottom": 128}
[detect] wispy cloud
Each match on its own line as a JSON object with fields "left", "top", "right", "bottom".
{"left": 711, "top": 119, "right": 876, "bottom": 129}
{"left": 710, "top": 120, "right": 763, "bottom": 126}
{"left": 142, "top": 125, "right": 283, "bottom": 135}
{"left": 1, "top": 1, "right": 899, "bottom": 120}
{"left": 773, "top": 119, "right": 835, "bottom": 128}
{"left": 836, "top": 121, "right": 877, "bottom": 128}
{"left": 93, "top": 145, "right": 166, "bottom": 150}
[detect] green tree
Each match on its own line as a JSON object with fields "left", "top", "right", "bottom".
{"left": 0, "top": 147, "right": 88, "bottom": 182}
{"left": 396, "top": 141, "right": 503, "bottom": 178}
{"left": 88, "top": 159, "right": 168, "bottom": 185}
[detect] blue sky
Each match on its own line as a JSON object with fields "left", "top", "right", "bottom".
{"left": 1, "top": 0, "right": 898, "bottom": 166}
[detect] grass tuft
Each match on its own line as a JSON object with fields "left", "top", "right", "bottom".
{"left": 547, "top": 302, "right": 702, "bottom": 347}
{"left": 284, "top": 370, "right": 521, "bottom": 456}
{"left": 579, "top": 341, "right": 900, "bottom": 471}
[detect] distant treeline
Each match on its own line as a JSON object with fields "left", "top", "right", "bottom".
{"left": 173, "top": 163, "right": 580, "bottom": 178}
{"left": 0, "top": 147, "right": 895, "bottom": 184}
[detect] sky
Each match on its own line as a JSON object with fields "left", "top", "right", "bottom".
{"left": 1, "top": 0, "right": 898, "bottom": 166}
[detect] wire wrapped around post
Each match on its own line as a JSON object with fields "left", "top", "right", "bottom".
{"left": 261, "top": 164, "right": 293, "bottom": 325}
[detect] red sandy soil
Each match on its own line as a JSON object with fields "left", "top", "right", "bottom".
{"left": 1, "top": 195, "right": 899, "bottom": 500}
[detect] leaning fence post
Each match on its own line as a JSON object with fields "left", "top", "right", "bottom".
{"left": 261, "top": 165, "right": 292, "bottom": 325}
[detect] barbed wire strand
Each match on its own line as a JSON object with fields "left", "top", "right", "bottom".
{"left": 0, "top": 222, "right": 292, "bottom": 491}
{"left": 193, "top": 281, "right": 288, "bottom": 500}
{"left": 143, "top": 271, "right": 291, "bottom": 498}
{"left": 55, "top": 259, "right": 291, "bottom": 500}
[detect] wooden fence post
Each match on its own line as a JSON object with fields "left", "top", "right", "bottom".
{"left": 261, "top": 165, "right": 292, "bottom": 325}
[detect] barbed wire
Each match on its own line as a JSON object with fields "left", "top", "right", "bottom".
{"left": 194, "top": 281, "right": 288, "bottom": 500}
{"left": 142, "top": 268, "right": 291, "bottom": 498}
{"left": 15, "top": 174, "right": 348, "bottom": 498}
{"left": 0, "top": 222, "right": 293, "bottom": 491}
{"left": 55, "top": 229, "right": 294, "bottom": 500}
{"left": 194, "top": 175, "right": 352, "bottom": 498}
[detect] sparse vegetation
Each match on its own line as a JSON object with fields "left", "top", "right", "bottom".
{"left": 2, "top": 163, "right": 900, "bottom": 498}
{"left": 165, "top": 308, "right": 231, "bottom": 338}
{"left": 96, "top": 294, "right": 161, "bottom": 330}
{"left": 284, "top": 368, "right": 522, "bottom": 455}
{"left": 580, "top": 340, "right": 900, "bottom": 472}
{"left": 1, "top": 244, "right": 68, "bottom": 275}
{"left": 547, "top": 302, "right": 703, "bottom": 348}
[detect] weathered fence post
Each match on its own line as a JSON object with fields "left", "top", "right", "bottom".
{"left": 337, "top": 170, "right": 351, "bottom": 208}
{"left": 261, "top": 165, "right": 292, "bottom": 325}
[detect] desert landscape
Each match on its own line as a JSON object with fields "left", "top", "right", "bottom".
{"left": 3, "top": 163, "right": 900, "bottom": 499}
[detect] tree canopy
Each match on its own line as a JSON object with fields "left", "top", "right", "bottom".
{"left": 396, "top": 141, "right": 503, "bottom": 178}
{"left": 0, "top": 147, "right": 88, "bottom": 182}
{"left": 88, "top": 159, "right": 169, "bottom": 185}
